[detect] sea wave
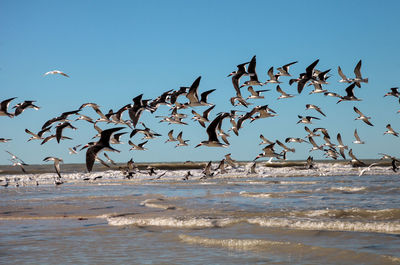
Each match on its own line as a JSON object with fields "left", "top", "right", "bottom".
{"left": 300, "top": 208, "right": 400, "bottom": 220}
{"left": 179, "top": 234, "right": 400, "bottom": 264}
{"left": 239, "top": 191, "right": 284, "bottom": 198}
{"left": 140, "top": 198, "right": 177, "bottom": 210}
{"left": 107, "top": 215, "right": 241, "bottom": 228}
{"left": 248, "top": 217, "right": 400, "bottom": 234}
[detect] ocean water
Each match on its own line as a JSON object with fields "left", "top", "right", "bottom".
{"left": 1, "top": 162, "right": 400, "bottom": 264}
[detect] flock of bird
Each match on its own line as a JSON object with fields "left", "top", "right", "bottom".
{"left": 1, "top": 56, "right": 400, "bottom": 183}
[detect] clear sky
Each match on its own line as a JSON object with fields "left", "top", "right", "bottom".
{"left": 1, "top": 0, "right": 400, "bottom": 166}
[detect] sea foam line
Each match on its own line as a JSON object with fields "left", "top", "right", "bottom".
{"left": 248, "top": 217, "right": 400, "bottom": 234}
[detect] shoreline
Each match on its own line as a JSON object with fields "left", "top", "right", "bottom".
{"left": 0, "top": 159, "right": 391, "bottom": 175}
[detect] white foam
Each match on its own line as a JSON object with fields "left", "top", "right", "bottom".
{"left": 248, "top": 217, "right": 400, "bottom": 234}
{"left": 107, "top": 216, "right": 240, "bottom": 228}
{"left": 329, "top": 186, "right": 367, "bottom": 192}
{"left": 179, "top": 234, "right": 290, "bottom": 249}
{"left": 140, "top": 199, "right": 176, "bottom": 210}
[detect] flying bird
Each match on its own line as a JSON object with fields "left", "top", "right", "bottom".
{"left": 0, "top": 97, "right": 17, "bottom": 117}
{"left": 43, "top": 156, "right": 63, "bottom": 179}
{"left": 305, "top": 104, "right": 326, "bottom": 117}
{"left": 353, "top": 129, "right": 365, "bottom": 144}
{"left": 13, "top": 101, "right": 40, "bottom": 116}
{"left": 384, "top": 124, "right": 399, "bottom": 137}
{"left": 44, "top": 70, "right": 69, "bottom": 77}
{"left": 353, "top": 107, "right": 373, "bottom": 126}
{"left": 86, "top": 127, "right": 124, "bottom": 172}
{"left": 276, "top": 61, "right": 297, "bottom": 76}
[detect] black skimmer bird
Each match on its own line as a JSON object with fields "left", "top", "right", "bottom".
{"left": 182, "top": 171, "right": 192, "bottom": 180}
{"left": 44, "top": 70, "right": 69, "bottom": 77}
{"left": 103, "top": 153, "right": 117, "bottom": 165}
{"left": 165, "top": 130, "right": 177, "bottom": 143}
{"left": 348, "top": 149, "right": 366, "bottom": 167}
{"left": 250, "top": 105, "right": 277, "bottom": 122}
{"left": 384, "top": 87, "right": 400, "bottom": 98}
{"left": 56, "top": 122, "right": 77, "bottom": 143}
{"left": 228, "top": 61, "right": 249, "bottom": 97}
{"left": 43, "top": 156, "right": 63, "bottom": 178}
{"left": 291, "top": 59, "right": 319, "bottom": 94}
{"left": 254, "top": 143, "right": 284, "bottom": 160}
{"left": 353, "top": 60, "right": 368, "bottom": 87}
{"left": 324, "top": 147, "right": 339, "bottom": 160}
{"left": 337, "top": 66, "right": 352, "bottom": 84}
{"left": 259, "top": 134, "right": 274, "bottom": 145}
{"left": 13, "top": 100, "right": 39, "bottom": 116}
{"left": 86, "top": 127, "right": 124, "bottom": 172}
{"left": 185, "top": 76, "right": 214, "bottom": 107}
{"left": 336, "top": 83, "right": 361, "bottom": 103}
{"left": 128, "top": 140, "right": 148, "bottom": 151}
{"left": 285, "top": 137, "right": 307, "bottom": 144}
{"left": 305, "top": 104, "right": 326, "bottom": 117}
{"left": 297, "top": 115, "right": 320, "bottom": 124}
{"left": 384, "top": 124, "right": 399, "bottom": 137}
{"left": 195, "top": 114, "right": 228, "bottom": 148}
{"left": 95, "top": 157, "right": 111, "bottom": 168}
{"left": 224, "top": 153, "right": 237, "bottom": 168}
{"left": 0, "top": 97, "right": 17, "bottom": 117}
{"left": 10, "top": 160, "right": 27, "bottom": 173}
{"left": 240, "top": 55, "right": 263, "bottom": 87}
{"left": 304, "top": 126, "right": 320, "bottom": 138}
{"left": 175, "top": 131, "right": 189, "bottom": 147}
{"left": 353, "top": 129, "right": 365, "bottom": 144}
{"left": 230, "top": 94, "right": 250, "bottom": 108}
{"left": 41, "top": 109, "right": 80, "bottom": 129}
{"left": 216, "top": 159, "right": 227, "bottom": 174}
{"left": 277, "top": 61, "right": 297, "bottom": 76}
{"left": 246, "top": 86, "right": 269, "bottom": 99}
{"left": 307, "top": 137, "right": 324, "bottom": 152}
{"left": 75, "top": 114, "right": 95, "bottom": 123}
{"left": 378, "top": 153, "right": 398, "bottom": 161}
{"left": 41, "top": 134, "right": 72, "bottom": 145}
{"left": 68, "top": 144, "right": 82, "bottom": 154}
{"left": 249, "top": 162, "right": 257, "bottom": 174}
{"left": 313, "top": 127, "right": 330, "bottom": 139}
{"left": 200, "top": 161, "right": 214, "bottom": 179}
{"left": 170, "top": 87, "right": 188, "bottom": 105}
{"left": 309, "top": 83, "right": 327, "bottom": 95}
{"left": 391, "top": 159, "right": 399, "bottom": 172}
{"left": 191, "top": 105, "right": 215, "bottom": 128}
{"left": 276, "top": 140, "right": 295, "bottom": 154}
{"left": 353, "top": 107, "right": 373, "bottom": 126}
{"left": 322, "top": 135, "right": 335, "bottom": 148}
{"left": 157, "top": 115, "right": 188, "bottom": 125}
{"left": 5, "top": 150, "right": 28, "bottom": 165}
{"left": 324, "top": 91, "right": 342, "bottom": 98}
{"left": 0, "top": 138, "right": 11, "bottom": 143}
{"left": 305, "top": 156, "right": 314, "bottom": 169}
{"left": 110, "top": 132, "right": 127, "bottom": 145}
{"left": 264, "top": 67, "right": 282, "bottom": 84}
{"left": 25, "top": 127, "right": 51, "bottom": 141}
{"left": 336, "top": 133, "right": 348, "bottom": 159}
{"left": 276, "top": 85, "right": 294, "bottom": 99}
{"left": 130, "top": 123, "right": 161, "bottom": 139}
{"left": 128, "top": 94, "right": 147, "bottom": 127}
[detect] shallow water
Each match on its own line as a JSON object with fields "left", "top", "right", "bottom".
{"left": 1, "top": 164, "right": 400, "bottom": 264}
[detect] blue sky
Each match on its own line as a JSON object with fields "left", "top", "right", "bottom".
{"left": 1, "top": 0, "right": 400, "bottom": 165}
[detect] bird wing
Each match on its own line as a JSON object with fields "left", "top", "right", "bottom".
{"left": 353, "top": 60, "right": 362, "bottom": 79}
{"left": 337, "top": 66, "right": 348, "bottom": 80}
